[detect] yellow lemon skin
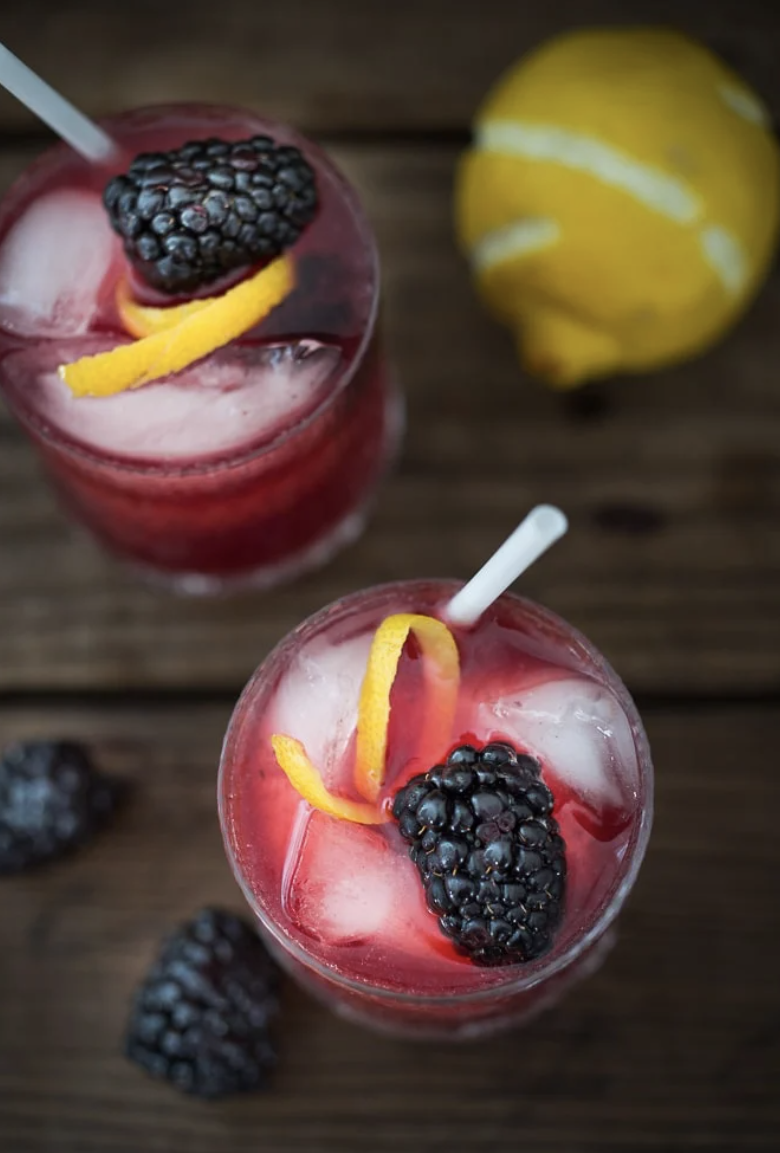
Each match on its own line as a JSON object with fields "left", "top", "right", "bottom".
{"left": 455, "top": 28, "right": 780, "bottom": 387}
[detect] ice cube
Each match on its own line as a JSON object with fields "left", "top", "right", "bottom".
{"left": 286, "top": 812, "right": 400, "bottom": 944}
{"left": 271, "top": 632, "right": 373, "bottom": 789}
{"left": 479, "top": 677, "right": 638, "bottom": 806}
{"left": 0, "top": 191, "right": 121, "bottom": 337}
{"left": 2, "top": 338, "right": 341, "bottom": 463}
{"left": 285, "top": 810, "right": 441, "bottom": 954}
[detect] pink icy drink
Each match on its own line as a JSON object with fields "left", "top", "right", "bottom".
{"left": 219, "top": 580, "right": 653, "bottom": 1037}
{"left": 0, "top": 104, "right": 398, "bottom": 591}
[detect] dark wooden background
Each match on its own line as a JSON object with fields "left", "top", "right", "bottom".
{"left": 1, "top": 2, "right": 779, "bottom": 1150}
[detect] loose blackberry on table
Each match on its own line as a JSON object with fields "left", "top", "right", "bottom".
{"left": 125, "top": 907, "right": 279, "bottom": 1099}
{"left": 0, "top": 740, "right": 124, "bottom": 874}
{"left": 392, "top": 742, "right": 566, "bottom": 966}
{"left": 104, "top": 135, "right": 319, "bottom": 293}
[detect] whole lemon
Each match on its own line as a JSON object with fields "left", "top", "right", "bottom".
{"left": 455, "top": 28, "right": 780, "bottom": 388}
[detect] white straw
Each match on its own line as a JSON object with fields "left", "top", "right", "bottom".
{"left": 444, "top": 505, "right": 568, "bottom": 627}
{"left": 0, "top": 42, "right": 116, "bottom": 162}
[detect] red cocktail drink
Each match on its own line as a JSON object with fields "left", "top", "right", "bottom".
{"left": 219, "top": 580, "right": 652, "bottom": 1037}
{"left": 0, "top": 105, "right": 398, "bottom": 591}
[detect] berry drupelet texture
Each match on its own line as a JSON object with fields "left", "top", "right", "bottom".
{"left": 0, "top": 741, "right": 123, "bottom": 874}
{"left": 125, "top": 908, "right": 279, "bottom": 1099}
{"left": 104, "top": 135, "right": 318, "bottom": 293}
{"left": 392, "top": 742, "right": 566, "bottom": 966}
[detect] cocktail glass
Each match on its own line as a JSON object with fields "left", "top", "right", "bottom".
{"left": 0, "top": 102, "right": 399, "bottom": 592}
{"left": 219, "top": 572, "right": 653, "bottom": 1038}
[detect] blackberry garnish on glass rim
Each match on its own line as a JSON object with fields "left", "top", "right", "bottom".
{"left": 104, "top": 135, "right": 318, "bottom": 294}
{"left": 393, "top": 741, "right": 566, "bottom": 966}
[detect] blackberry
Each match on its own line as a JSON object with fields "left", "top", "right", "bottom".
{"left": 125, "top": 908, "right": 279, "bottom": 1099}
{"left": 392, "top": 742, "right": 566, "bottom": 966}
{"left": 0, "top": 741, "right": 124, "bottom": 874}
{"left": 104, "top": 135, "right": 319, "bottom": 293}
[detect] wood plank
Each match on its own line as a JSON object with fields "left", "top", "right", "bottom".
{"left": 2, "top": 142, "right": 780, "bottom": 695}
{"left": 0, "top": 701, "right": 778, "bottom": 1152}
{"left": 0, "top": 0, "right": 779, "bottom": 134}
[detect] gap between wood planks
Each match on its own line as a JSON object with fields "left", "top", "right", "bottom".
{"left": 1, "top": 687, "right": 779, "bottom": 711}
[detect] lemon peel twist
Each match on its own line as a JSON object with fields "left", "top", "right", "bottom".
{"left": 271, "top": 613, "right": 460, "bottom": 822}
{"left": 59, "top": 254, "right": 294, "bottom": 397}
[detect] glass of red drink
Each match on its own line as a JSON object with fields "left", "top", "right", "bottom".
{"left": 0, "top": 104, "right": 399, "bottom": 592}
{"left": 219, "top": 578, "right": 653, "bottom": 1038}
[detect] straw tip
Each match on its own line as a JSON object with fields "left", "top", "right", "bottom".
{"left": 530, "top": 504, "right": 568, "bottom": 538}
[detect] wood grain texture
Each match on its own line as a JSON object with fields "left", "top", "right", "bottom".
{"left": 2, "top": 144, "right": 780, "bottom": 695}
{"left": 0, "top": 0, "right": 779, "bottom": 134}
{"left": 0, "top": 701, "right": 778, "bottom": 1153}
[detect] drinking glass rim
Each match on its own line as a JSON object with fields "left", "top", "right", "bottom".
{"left": 0, "top": 101, "right": 380, "bottom": 478}
{"left": 218, "top": 578, "right": 655, "bottom": 1006}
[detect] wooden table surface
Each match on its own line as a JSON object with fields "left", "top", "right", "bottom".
{"left": 1, "top": 2, "right": 779, "bottom": 1150}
